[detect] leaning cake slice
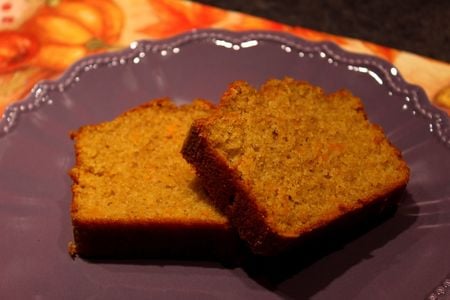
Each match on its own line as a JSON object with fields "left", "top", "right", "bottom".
{"left": 182, "top": 78, "right": 410, "bottom": 255}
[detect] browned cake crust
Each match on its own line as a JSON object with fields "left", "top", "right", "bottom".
{"left": 182, "top": 78, "right": 410, "bottom": 255}
{"left": 182, "top": 131, "right": 406, "bottom": 255}
{"left": 70, "top": 99, "right": 239, "bottom": 259}
{"left": 71, "top": 219, "right": 238, "bottom": 258}
{"left": 182, "top": 125, "right": 292, "bottom": 254}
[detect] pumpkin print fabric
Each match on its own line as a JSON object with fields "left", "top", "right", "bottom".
{"left": 0, "top": 0, "right": 449, "bottom": 115}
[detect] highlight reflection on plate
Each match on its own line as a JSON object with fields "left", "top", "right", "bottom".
{"left": 0, "top": 30, "right": 449, "bottom": 300}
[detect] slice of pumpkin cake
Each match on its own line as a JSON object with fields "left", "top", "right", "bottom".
{"left": 182, "top": 78, "right": 410, "bottom": 255}
{"left": 70, "top": 99, "right": 237, "bottom": 258}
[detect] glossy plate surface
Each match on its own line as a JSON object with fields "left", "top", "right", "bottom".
{"left": 0, "top": 30, "right": 449, "bottom": 300}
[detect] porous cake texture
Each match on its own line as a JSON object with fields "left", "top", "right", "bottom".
{"left": 182, "top": 78, "right": 410, "bottom": 255}
{"left": 70, "top": 99, "right": 236, "bottom": 258}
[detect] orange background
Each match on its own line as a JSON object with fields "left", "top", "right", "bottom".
{"left": 1, "top": 0, "right": 450, "bottom": 115}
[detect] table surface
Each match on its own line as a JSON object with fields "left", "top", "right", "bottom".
{"left": 196, "top": 0, "right": 450, "bottom": 63}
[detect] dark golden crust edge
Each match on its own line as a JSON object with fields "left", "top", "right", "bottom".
{"left": 71, "top": 220, "right": 238, "bottom": 259}
{"left": 68, "top": 98, "right": 239, "bottom": 259}
{"left": 182, "top": 120, "right": 294, "bottom": 255}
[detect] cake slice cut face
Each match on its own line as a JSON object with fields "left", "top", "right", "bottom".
{"left": 182, "top": 78, "right": 410, "bottom": 255}
{"left": 70, "top": 99, "right": 234, "bottom": 258}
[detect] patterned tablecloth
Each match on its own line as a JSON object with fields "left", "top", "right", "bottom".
{"left": 1, "top": 0, "right": 450, "bottom": 115}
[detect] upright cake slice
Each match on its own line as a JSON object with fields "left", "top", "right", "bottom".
{"left": 182, "top": 78, "right": 410, "bottom": 255}
{"left": 70, "top": 99, "right": 236, "bottom": 258}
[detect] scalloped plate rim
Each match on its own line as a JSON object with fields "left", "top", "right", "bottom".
{"left": 0, "top": 29, "right": 448, "bottom": 147}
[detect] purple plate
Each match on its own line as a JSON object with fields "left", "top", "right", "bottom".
{"left": 0, "top": 30, "right": 449, "bottom": 300}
